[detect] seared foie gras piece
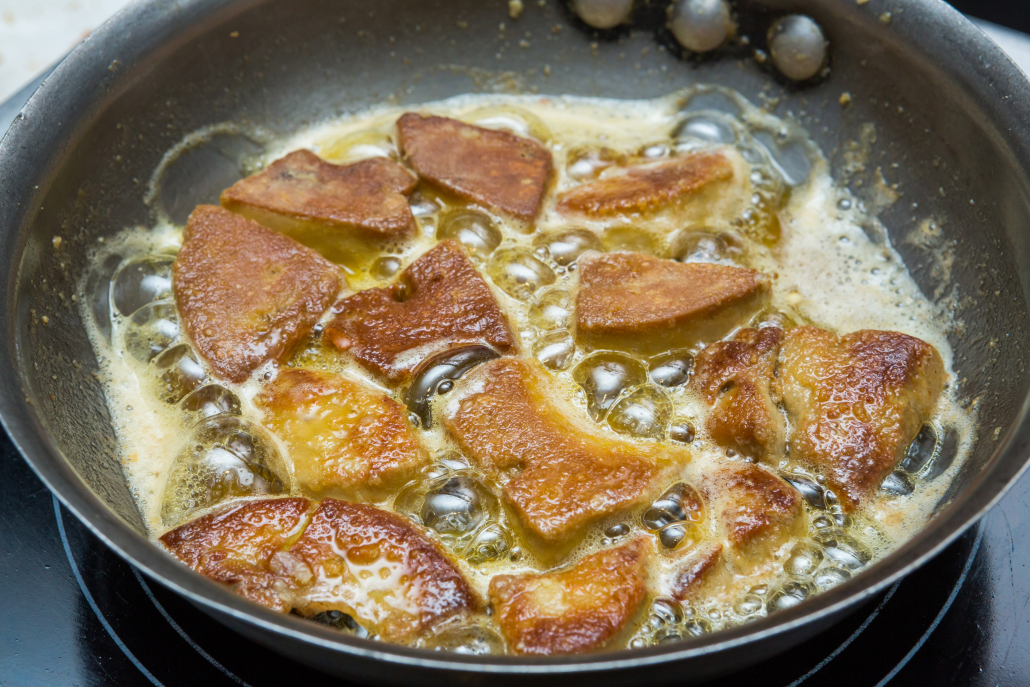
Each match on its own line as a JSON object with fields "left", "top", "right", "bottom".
{"left": 575, "top": 251, "right": 771, "bottom": 354}
{"left": 489, "top": 538, "right": 650, "bottom": 655}
{"left": 173, "top": 205, "right": 342, "bottom": 383}
{"left": 323, "top": 240, "right": 516, "bottom": 381}
{"left": 669, "top": 543, "right": 728, "bottom": 602}
{"left": 699, "top": 464, "right": 805, "bottom": 573}
{"left": 221, "top": 149, "right": 417, "bottom": 265}
{"left": 556, "top": 150, "right": 734, "bottom": 217}
{"left": 780, "top": 326, "right": 946, "bottom": 511}
{"left": 396, "top": 113, "right": 553, "bottom": 221}
{"left": 160, "top": 497, "right": 314, "bottom": 612}
{"left": 692, "top": 327, "right": 785, "bottom": 461}
{"left": 287, "top": 499, "right": 477, "bottom": 643}
{"left": 443, "top": 358, "right": 690, "bottom": 549}
{"left": 255, "top": 369, "right": 427, "bottom": 499}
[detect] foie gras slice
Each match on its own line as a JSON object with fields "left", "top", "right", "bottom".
{"left": 443, "top": 358, "right": 690, "bottom": 552}
{"left": 255, "top": 369, "right": 427, "bottom": 500}
{"left": 287, "top": 499, "right": 478, "bottom": 643}
{"left": 697, "top": 463, "right": 805, "bottom": 574}
{"left": 173, "top": 205, "right": 342, "bottom": 383}
{"left": 691, "top": 327, "right": 786, "bottom": 461}
{"left": 159, "top": 497, "right": 315, "bottom": 612}
{"left": 396, "top": 113, "right": 553, "bottom": 221}
{"left": 323, "top": 239, "right": 516, "bottom": 382}
{"left": 780, "top": 326, "right": 945, "bottom": 512}
{"left": 575, "top": 251, "right": 770, "bottom": 354}
{"left": 221, "top": 149, "right": 417, "bottom": 266}
{"left": 556, "top": 150, "right": 734, "bottom": 218}
{"left": 489, "top": 537, "right": 650, "bottom": 655}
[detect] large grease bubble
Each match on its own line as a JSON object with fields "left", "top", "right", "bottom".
{"left": 112, "top": 256, "right": 174, "bottom": 317}
{"left": 124, "top": 300, "right": 179, "bottom": 362}
{"left": 572, "top": 351, "right": 648, "bottom": 421}
{"left": 437, "top": 211, "right": 502, "bottom": 260}
{"left": 487, "top": 248, "right": 556, "bottom": 300}
{"left": 532, "top": 228, "right": 602, "bottom": 267}
{"left": 607, "top": 385, "right": 672, "bottom": 439}
{"left": 161, "top": 416, "right": 290, "bottom": 527}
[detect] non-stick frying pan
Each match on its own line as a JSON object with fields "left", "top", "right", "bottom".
{"left": 2, "top": 0, "right": 1030, "bottom": 683}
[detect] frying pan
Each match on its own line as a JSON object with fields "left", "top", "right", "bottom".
{"left": 2, "top": 0, "right": 1029, "bottom": 683}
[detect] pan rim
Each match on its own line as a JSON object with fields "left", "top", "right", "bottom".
{"left": 2, "top": 0, "right": 1030, "bottom": 674}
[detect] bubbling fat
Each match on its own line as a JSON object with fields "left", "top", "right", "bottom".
{"left": 80, "top": 86, "right": 977, "bottom": 653}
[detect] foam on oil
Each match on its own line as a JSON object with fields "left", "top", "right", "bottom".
{"left": 80, "top": 86, "right": 977, "bottom": 648}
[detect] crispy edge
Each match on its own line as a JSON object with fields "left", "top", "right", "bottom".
{"left": 397, "top": 113, "right": 553, "bottom": 221}
{"left": 692, "top": 327, "right": 785, "bottom": 461}
{"left": 323, "top": 239, "right": 516, "bottom": 381}
{"left": 288, "top": 498, "right": 478, "bottom": 641}
{"left": 489, "top": 537, "right": 651, "bottom": 655}
{"left": 254, "top": 368, "right": 427, "bottom": 499}
{"left": 556, "top": 150, "right": 734, "bottom": 217}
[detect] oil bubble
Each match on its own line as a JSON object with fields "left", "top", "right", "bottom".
{"left": 311, "top": 610, "right": 370, "bottom": 638}
{"left": 643, "top": 482, "right": 705, "bottom": 530}
{"left": 532, "top": 228, "right": 602, "bottom": 267}
{"left": 421, "top": 475, "right": 494, "bottom": 538}
{"left": 880, "top": 470, "right": 915, "bottom": 497}
{"left": 487, "top": 248, "right": 556, "bottom": 300}
{"left": 464, "top": 523, "right": 514, "bottom": 565}
{"left": 814, "top": 530, "right": 871, "bottom": 570}
{"left": 669, "top": 419, "right": 696, "bottom": 444}
{"left": 534, "top": 331, "right": 576, "bottom": 371}
{"left": 112, "top": 256, "right": 174, "bottom": 317}
{"left": 814, "top": 567, "right": 852, "bottom": 591}
{"left": 671, "top": 231, "right": 730, "bottom": 263}
{"left": 437, "top": 211, "right": 502, "bottom": 260}
{"left": 649, "top": 350, "right": 693, "bottom": 387}
{"left": 607, "top": 385, "right": 672, "bottom": 439}
{"left": 405, "top": 345, "right": 501, "bottom": 428}
{"left": 674, "top": 112, "right": 737, "bottom": 145}
{"left": 180, "top": 384, "right": 242, "bottom": 426}
{"left": 161, "top": 416, "right": 289, "bottom": 527}
{"left": 427, "top": 621, "right": 506, "bottom": 655}
{"left": 528, "top": 288, "right": 574, "bottom": 331}
{"left": 153, "top": 343, "right": 207, "bottom": 403}
{"left": 370, "top": 256, "right": 403, "bottom": 280}
{"left": 572, "top": 351, "right": 648, "bottom": 421}
{"left": 767, "top": 579, "right": 815, "bottom": 611}
{"left": 124, "top": 300, "right": 179, "bottom": 362}
{"left": 784, "top": 541, "right": 824, "bottom": 576}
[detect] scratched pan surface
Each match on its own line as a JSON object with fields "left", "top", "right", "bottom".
{"left": 1, "top": 0, "right": 1029, "bottom": 684}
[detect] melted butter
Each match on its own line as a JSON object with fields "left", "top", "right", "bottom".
{"left": 80, "top": 86, "right": 977, "bottom": 651}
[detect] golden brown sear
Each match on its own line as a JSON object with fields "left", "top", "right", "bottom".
{"left": 287, "top": 499, "right": 478, "bottom": 643}
{"left": 160, "top": 497, "right": 314, "bottom": 612}
{"left": 255, "top": 369, "right": 427, "bottom": 500}
{"left": 556, "top": 150, "right": 734, "bottom": 217}
{"left": 444, "top": 358, "right": 689, "bottom": 549}
{"left": 489, "top": 537, "right": 650, "bottom": 655}
{"left": 221, "top": 149, "right": 418, "bottom": 265}
{"left": 669, "top": 543, "right": 728, "bottom": 603}
{"left": 780, "top": 327, "right": 945, "bottom": 511}
{"left": 692, "top": 327, "right": 785, "bottom": 461}
{"left": 173, "top": 205, "right": 342, "bottom": 383}
{"left": 323, "top": 240, "right": 516, "bottom": 381}
{"left": 575, "top": 251, "right": 771, "bottom": 354}
{"left": 396, "top": 113, "right": 553, "bottom": 221}
{"left": 700, "top": 463, "right": 804, "bottom": 573}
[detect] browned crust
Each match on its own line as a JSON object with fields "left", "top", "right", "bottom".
{"left": 255, "top": 369, "right": 427, "bottom": 498}
{"left": 173, "top": 205, "right": 342, "bottom": 382}
{"left": 692, "top": 327, "right": 785, "bottom": 460}
{"left": 670, "top": 543, "right": 725, "bottom": 602}
{"left": 780, "top": 326, "right": 946, "bottom": 511}
{"left": 489, "top": 538, "right": 650, "bottom": 655}
{"left": 556, "top": 150, "right": 734, "bottom": 217}
{"left": 397, "top": 113, "right": 553, "bottom": 221}
{"left": 443, "top": 358, "right": 689, "bottom": 546}
{"left": 221, "top": 149, "right": 417, "bottom": 237}
{"left": 701, "top": 463, "right": 802, "bottom": 549}
{"left": 159, "top": 497, "right": 314, "bottom": 612}
{"left": 288, "top": 499, "right": 478, "bottom": 642}
{"left": 323, "top": 239, "right": 516, "bottom": 381}
{"left": 575, "top": 251, "right": 771, "bottom": 354}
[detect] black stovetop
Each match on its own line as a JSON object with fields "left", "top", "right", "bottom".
{"left": 3, "top": 8, "right": 1030, "bottom": 686}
